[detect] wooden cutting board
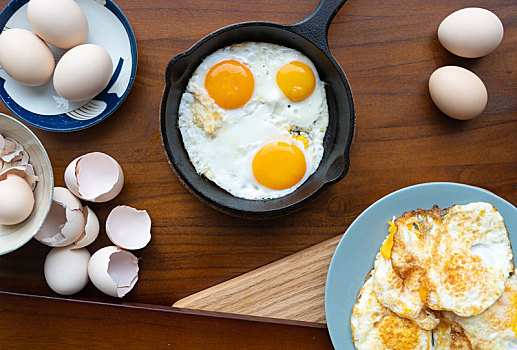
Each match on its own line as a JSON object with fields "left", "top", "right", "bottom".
{"left": 173, "top": 234, "right": 343, "bottom": 324}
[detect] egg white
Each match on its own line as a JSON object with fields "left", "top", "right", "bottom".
{"left": 178, "top": 42, "right": 329, "bottom": 200}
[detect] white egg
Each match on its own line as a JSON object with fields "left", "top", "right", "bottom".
{"left": 438, "top": 8, "right": 504, "bottom": 58}
{"left": 44, "top": 246, "right": 90, "bottom": 295}
{"left": 27, "top": 0, "right": 89, "bottom": 49}
{"left": 0, "top": 28, "right": 54, "bottom": 86}
{"left": 0, "top": 173, "right": 35, "bottom": 225}
{"left": 53, "top": 44, "right": 113, "bottom": 101}
{"left": 178, "top": 42, "right": 329, "bottom": 200}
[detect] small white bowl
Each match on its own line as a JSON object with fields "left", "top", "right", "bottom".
{"left": 0, "top": 113, "right": 53, "bottom": 255}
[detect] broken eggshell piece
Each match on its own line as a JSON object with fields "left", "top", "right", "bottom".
{"left": 106, "top": 205, "right": 152, "bottom": 250}
{"left": 0, "top": 165, "right": 39, "bottom": 190}
{"left": 88, "top": 246, "right": 139, "bottom": 298}
{"left": 65, "top": 152, "right": 124, "bottom": 203}
{"left": 34, "top": 187, "right": 85, "bottom": 247}
{"left": 72, "top": 206, "right": 100, "bottom": 249}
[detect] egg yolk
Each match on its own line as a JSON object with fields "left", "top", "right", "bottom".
{"left": 252, "top": 142, "right": 306, "bottom": 190}
{"left": 205, "top": 60, "right": 254, "bottom": 109}
{"left": 292, "top": 134, "right": 309, "bottom": 149}
{"left": 380, "top": 221, "right": 397, "bottom": 259}
{"left": 276, "top": 61, "right": 315, "bottom": 102}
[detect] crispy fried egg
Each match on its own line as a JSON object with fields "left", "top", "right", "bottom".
{"left": 178, "top": 42, "right": 329, "bottom": 200}
{"left": 351, "top": 270, "right": 432, "bottom": 350}
{"left": 441, "top": 271, "right": 517, "bottom": 350}
{"left": 390, "top": 202, "right": 513, "bottom": 317}
{"left": 373, "top": 249, "right": 439, "bottom": 330}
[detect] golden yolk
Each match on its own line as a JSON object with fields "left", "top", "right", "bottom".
{"left": 378, "top": 314, "right": 420, "bottom": 350}
{"left": 511, "top": 290, "right": 517, "bottom": 338}
{"left": 380, "top": 221, "right": 397, "bottom": 259}
{"left": 205, "top": 60, "right": 254, "bottom": 109}
{"left": 276, "top": 61, "right": 315, "bottom": 102}
{"left": 292, "top": 134, "right": 309, "bottom": 149}
{"left": 252, "top": 142, "right": 306, "bottom": 190}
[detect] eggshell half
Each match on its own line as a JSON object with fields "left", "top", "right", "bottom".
{"left": 34, "top": 187, "right": 86, "bottom": 247}
{"left": 438, "top": 8, "right": 504, "bottom": 58}
{"left": 44, "top": 246, "right": 90, "bottom": 295}
{"left": 65, "top": 152, "right": 124, "bottom": 203}
{"left": 88, "top": 246, "right": 139, "bottom": 298}
{"left": 106, "top": 206, "right": 152, "bottom": 250}
{"left": 72, "top": 206, "right": 100, "bottom": 249}
{"left": 428, "top": 66, "right": 488, "bottom": 120}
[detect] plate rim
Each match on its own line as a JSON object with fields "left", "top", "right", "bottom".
{"left": 0, "top": 0, "right": 138, "bottom": 132}
{"left": 324, "top": 181, "right": 517, "bottom": 349}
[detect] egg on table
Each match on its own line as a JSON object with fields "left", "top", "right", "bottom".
{"left": 178, "top": 42, "right": 329, "bottom": 200}
{"left": 428, "top": 66, "right": 488, "bottom": 120}
{"left": 351, "top": 270, "right": 433, "bottom": 350}
{"left": 438, "top": 7, "right": 504, "bottom": 58}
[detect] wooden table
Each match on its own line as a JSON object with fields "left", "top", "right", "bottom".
{"left": 1, "top": 0, "right": 515, "bottom": 348}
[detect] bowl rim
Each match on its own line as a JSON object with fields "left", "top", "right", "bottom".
{"left": 0, "top": 112, "right": 54, "bottom": 255}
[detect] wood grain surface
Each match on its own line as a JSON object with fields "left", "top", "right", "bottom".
{"left": 173, "top": 235, "right": 343, "bottom": 323}
{"left": 0, "top": 0, "right": 516, "bottom": 348}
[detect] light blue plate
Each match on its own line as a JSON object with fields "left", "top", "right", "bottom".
{"left": 0, "top": 0, "right": 137, "bottom": 131}
{"left": 325, "top": 182, "right": 517, "bottom": 350}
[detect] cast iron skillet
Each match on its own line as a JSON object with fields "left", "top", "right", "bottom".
{"left": 160, "top": 0, "right": 355, "bottom": 218}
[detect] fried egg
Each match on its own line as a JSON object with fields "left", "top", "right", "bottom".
{"left": 351, "top": 270, "right": 432, "bottom": 350}
{"left": 373, "top": 221, "right": 439, "bottom": 330}
{"left": 178, "top": 42, "right": 329, "bottom": 200}
{"left": 441, "top": 271, "right": 517, "bottom": 350}
{"left": 373, "top": 254, "right": 440, "bottom": 330}
{"left": 390, "top": 202, "right": 513, "bottom": 317}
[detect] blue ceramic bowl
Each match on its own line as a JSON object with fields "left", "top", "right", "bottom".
{"left": 0, "top": 0, "right": 137, "bottom": 131}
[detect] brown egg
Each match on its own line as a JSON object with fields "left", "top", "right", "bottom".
{"left": 428, "top": 66, "right": 487, "bottom": 120}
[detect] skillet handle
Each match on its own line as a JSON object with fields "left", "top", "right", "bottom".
{"left": 288, "top": 0, "right": 347, "bottom": 54}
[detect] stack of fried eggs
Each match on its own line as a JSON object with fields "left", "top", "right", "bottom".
{"left": 351, "top": 202, "right": 516, "bottom": 349}
{"left": 178, "top": 42, "right": 329, "bottom": 200}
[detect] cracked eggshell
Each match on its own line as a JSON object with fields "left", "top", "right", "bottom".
{"left": 106, "top": 205, "right": 152, "bottom": 250}
{"left": 88, "top": 246, "right": 139, "bottom": 298}
{"left": 64, "top": 152, "right": 124, "bottom": 203}
{"left": 34, "top": 187, "right": 85, "bottom": 247}
{"left": 0, "top": 165, "right": 39, "bottom": 190}
{"left": 72, "top": 206, "right": 100, "bottom": 249}
{"left": 44, "top": 246, "right": 90, "bottom": 295}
